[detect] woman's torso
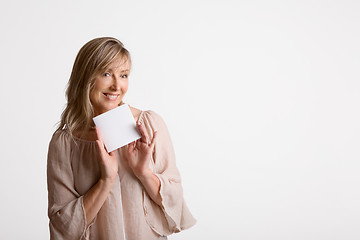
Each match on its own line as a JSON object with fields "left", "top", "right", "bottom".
{"left": 63, "top": 107, "right": 165, "bottom": 240}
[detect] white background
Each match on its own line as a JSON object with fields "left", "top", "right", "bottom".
{"left": 0, "top": 0, "right": 359, "bottom": 239}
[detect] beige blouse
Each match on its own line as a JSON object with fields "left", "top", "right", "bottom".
{"left": 47, "top": 110, "right": 196, "bottom": 240}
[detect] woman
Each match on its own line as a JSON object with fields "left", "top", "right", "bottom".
{"left": 47, "top": 37, "right": 196, "bottom": 240}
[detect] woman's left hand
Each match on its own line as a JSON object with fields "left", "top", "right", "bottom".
{"left": 125, "top": 122, "right": 158, "bottom": 178}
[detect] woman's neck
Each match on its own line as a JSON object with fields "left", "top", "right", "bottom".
{"left": 72, "top": 127, "right": 97, "bottom": 141}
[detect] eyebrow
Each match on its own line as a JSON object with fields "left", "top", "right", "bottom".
{"left": 105, "top": 68, "right": 130, "bottom": 73}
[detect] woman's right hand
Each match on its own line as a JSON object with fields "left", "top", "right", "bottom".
{"left": 95, "top": 127, "right": 118, "bottom": 182}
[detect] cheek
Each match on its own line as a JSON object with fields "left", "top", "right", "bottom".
{"left": 122, "top": 81, "right": 129, "bottom": 93}
{"left": 94, "top": 79, "right": 107, "bottom": 90}
{"left": 93, "top": 79, "right": 106, "bottom": 92}
{"left": 90, "top": 81, "right": 103, "bottom": 102}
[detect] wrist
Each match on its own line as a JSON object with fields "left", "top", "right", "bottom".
{"left": 99, "top": 175, "right": 116, "bottom": 186}
{"left": 136, "top": 168, "right": 153, "bottom": 181}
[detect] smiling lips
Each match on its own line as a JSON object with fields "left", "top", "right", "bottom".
{"left": 103, "top": 93, "right": 119, "bottom": 100}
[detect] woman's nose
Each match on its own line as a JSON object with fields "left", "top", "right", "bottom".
{"left": 111, "top": 76, "right": 121, "bottom": 90}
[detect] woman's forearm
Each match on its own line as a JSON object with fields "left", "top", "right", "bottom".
{"left": 83, "top": 178, "right": 115, "bottom": 227}
{"left": 137, "top": 169, "right": 162, "bottom": 207}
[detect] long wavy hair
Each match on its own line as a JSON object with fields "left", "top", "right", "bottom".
{"left": 56, "top": 37, "right": 131, "bottom": 135}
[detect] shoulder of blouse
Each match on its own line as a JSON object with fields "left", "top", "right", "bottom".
{"left": 140, "top": 110, "right": 167, "bottom": 127}
{"left": 140, "top": 110, "right": 172, "bottom": 136}
{"left": 49, "top": 129, "right": 69, "bottom": 145}
{"left": 48, "top": 129, "right": 71, "bottom": 149}
{"left": 48, "top": 129, "right": 84, "bottom": 157}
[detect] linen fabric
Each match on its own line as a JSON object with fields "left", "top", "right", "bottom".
{"left": 47, "top": 110, "right": 196, "bottom": 240}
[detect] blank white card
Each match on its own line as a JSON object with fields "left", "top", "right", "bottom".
{"left": 93, "top": 104, "right": 141, "bottom": 152}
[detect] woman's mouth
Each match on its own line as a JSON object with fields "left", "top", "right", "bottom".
{"left": 103, "top": 93, "right": 119, "bottom": 100}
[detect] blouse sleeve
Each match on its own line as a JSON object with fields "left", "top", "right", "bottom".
{"left": 141, "top": 111, "right": 197, "bottom": 236}
{"left": 47, "top": 131, "right": 92, "bottom": 240}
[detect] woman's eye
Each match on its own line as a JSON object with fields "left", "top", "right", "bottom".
{"left": 121, "top": 74, "right": 128, "bottom": 78}
{"left": 104, "top": 73, "right": 110, "bottom": 77}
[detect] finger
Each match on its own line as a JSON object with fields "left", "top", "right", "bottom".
{"left": 95, "top": 126, "right": 103, "bottom": 143}
{"left": 134, "top": 139, "right": 139, "bottom": 147}
{"left": 130, "top": 139, "right": 137, "bottom": 147}
{"left": 149, "top": 131, "right": 158, "bottom": 149}
{"left": 127, "top": 141, "right": 135, "bottom": 153}
{"left": 137, "top": 122, "right": 149, "bottom": 143}
{"left": 96, "top": 139, "right": 103, "bottom": 151}
{"left": 109, "top": 150, "right": 116, "bottom": 157}
{"left": 96, "top": 139, "right": 107, "bottom": 158}
{"left": 95, "top": 127, "right": 112, "bottom": 153}
{"left": 137, "top": 122, "right": 147, "bottom": 141}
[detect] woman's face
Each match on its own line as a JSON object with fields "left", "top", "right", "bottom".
{"left": 90, "top": 57, "right": 130, "bottom": 116}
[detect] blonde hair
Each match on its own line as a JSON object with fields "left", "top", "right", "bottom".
{"left": 56, "top": 37, "right": 131, "bottom": 135}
